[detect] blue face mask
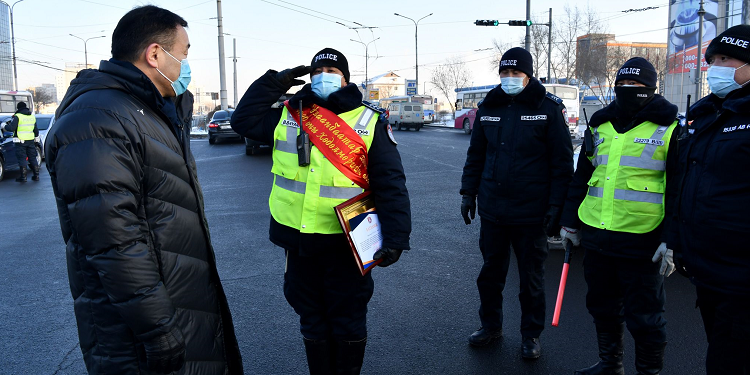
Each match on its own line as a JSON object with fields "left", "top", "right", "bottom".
{"left": 500, "top": 76, "right": 526, "bottom": 96}
{"left": 156, "top": 47, "right": 191, "bottom": 96}
{"left": 707, "top": 63, "right": 748, "bottom": 98}
{"left": 311, "top": 72, "right": 342, "bottom": 100}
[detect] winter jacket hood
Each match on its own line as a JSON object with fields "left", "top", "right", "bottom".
{"left": 589, "top": 94, "right": 678, "bottom": 129}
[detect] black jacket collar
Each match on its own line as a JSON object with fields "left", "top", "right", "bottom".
{"left": 56, "top": 59, "right": 192, "bottom": 134}
{"left": 690, "top": 84, "right": 750, "bottom": 119}
{"left": 589, "top": 94, "right": 678, "bottom": 129}
{"left": 289, "top": 83, "right": 363, "bottom": 114}
{"left": 480, "top": 77, "right": 547, "bottom": 109}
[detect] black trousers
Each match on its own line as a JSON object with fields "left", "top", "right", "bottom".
{"left": 476, "top": 219, "right": 549, "bottom": 338}
{"left": 284, "top": 245, "right": 374, "bottom": 341}
{"left": 583, "top": 249, "right": 666, "bottom": 343}
{"left": 696, "top": 286, "right": 750, "bottom": 375}
{"left": 14, "top": 140, "right": 38, "bottom": 169}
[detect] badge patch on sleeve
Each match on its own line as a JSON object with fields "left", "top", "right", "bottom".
{"left": 387, "top": 124, "right": 398, "bottom": 145}
{"left": 562, "top": 108, "right": 568, "bottom": 120}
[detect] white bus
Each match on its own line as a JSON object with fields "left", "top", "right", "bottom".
{"left": 454, "top": 84, "right": 580, "bottom": 136}
{"left": 0, "top": 90, "right": 34, "bottom": 117}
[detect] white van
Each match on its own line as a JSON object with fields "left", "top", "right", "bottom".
{"left": 387, "top": 103, "right": 424, "bottom": 131}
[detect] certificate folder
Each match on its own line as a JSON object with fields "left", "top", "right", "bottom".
{"left": 334, "top": 191, "right": 383, "bottom": 275}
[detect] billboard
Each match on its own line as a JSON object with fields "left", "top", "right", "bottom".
{"left": 368, "top": 89, "right": 379, "bottom": 100}
{"left": 406, "top": 79, "right": 417, "bottom": 96}
{"left": 667, "top": 0, "right": 719, "bottom": 74}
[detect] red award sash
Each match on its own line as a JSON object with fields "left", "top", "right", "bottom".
{"left": 284, "top": 101, "right": 370, "bottom": 190}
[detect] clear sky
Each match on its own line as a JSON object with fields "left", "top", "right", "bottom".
{"left": 11, "top": 0, "right": 669, "bottom": 102}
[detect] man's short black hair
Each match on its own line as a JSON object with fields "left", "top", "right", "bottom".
{"left": 111, "top": 5, "right": 188, "bottom": 63}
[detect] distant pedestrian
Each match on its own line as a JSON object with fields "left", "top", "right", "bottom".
{"left": 45, "top": 5, "right": 242, "bottom": 374}
{"left": 560, "top": 57, "right": 679, "bottom": 375}
{"left": 668, "top": 24, "right": 750, "bottom": 375}
{"left": 460, "top": 47, "right": 573, "bottom": 359}
{"left": 5, "top": 101, "right": 39, "bottom": 182}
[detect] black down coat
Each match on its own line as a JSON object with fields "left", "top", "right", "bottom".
{"left": 45, "top": 60, "right": 243, "bottom": 374}
{"left": 461, "top": 78, "right": 574, "bottom": 224}
{"left": 668, "top": 84, "right": 750, "bottom": 296}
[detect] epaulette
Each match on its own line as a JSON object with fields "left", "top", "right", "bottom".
{"left": 362, "top": 100, "right": 386, "bottom": 114}
{"left": 545, "top": 92, "right": 563, "bottom": 105}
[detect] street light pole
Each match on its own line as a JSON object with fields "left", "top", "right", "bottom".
{"left": 394, "top": 12, "right": 432, "bottom": 95}
{"left": 3, "top": 0, "right": 25, "bottom": 91}
{"left": 70, "top": 34, "right": 106, "bottom": 68}
{"left": 350, "top": 37, "right": 380, "bottom": 93}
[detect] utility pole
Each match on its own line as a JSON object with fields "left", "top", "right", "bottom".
{"left": 232, "top": 38, "right": 238, "bottom": 108}
{"left": 350, "top": 37, "right": 380, "bottom": 93}
{"left": 525, "top": 0, "right": 531, "bottom": 51}
{"left": 70, "top": 34, "right": 106, "bottom": 68}
{"left": 547, "top": 8, "right": 552, "bottom": 83}
{"left": 5, "top": 0, "right": 25, "bottom": 91}
{"left": 695, "top": 0, "right": 705, "bottom": 99}
{"left": 394, "top": 12, "right": 433, "bottom": 95}
{"left": 216, "top": 0, "right": 228, "bottom": 110}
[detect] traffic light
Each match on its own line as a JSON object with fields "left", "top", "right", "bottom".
{"left": 475, "top": 20, "right": 500, "bottom": 26}
{"left": 508, "top": 20, "right": 533, "bottom": 26}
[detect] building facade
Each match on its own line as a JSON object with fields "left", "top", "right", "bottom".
{"left": 0, "top": 3, "right": 14, "bottom": 90}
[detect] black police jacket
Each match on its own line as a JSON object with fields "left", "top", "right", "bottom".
{"left": 460, "top": 78, "right": 573, "bottom": 225}
{"left": 560, "top": 95, "right": 679, "bottom": 259}
{"left": 46, "top": 60, "right": 243, "bottom": 374}
{"left": 667, "top": 85, "right": 750, "bottom": 295}
{"left": 232, "top": 70, "right": 411, "bottom": 254}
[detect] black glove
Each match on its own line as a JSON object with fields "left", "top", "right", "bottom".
{"left": 373, "top": 247, "right": 403, "bottom": 267}
{"left": 542, "top": 205, "right": 562, "bottom": 237}
{"left": 461, "top": 195, "right": 476, "bottom": 225}
{"left": 142, "top": 326, "right": 186, "bottom": 374}
{"left": 275, "top": 65, "right": 313, "bottom": 87}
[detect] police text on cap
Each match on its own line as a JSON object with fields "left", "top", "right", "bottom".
{"left": 314, "top": 53, "right": 338, "bottom": 62}
{"left": 720, "top": 36, "right": 749, "bottom": 49}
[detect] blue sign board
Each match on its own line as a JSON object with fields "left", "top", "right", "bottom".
{"left": 406, "top": 79, "right": 417, "bottom": 96}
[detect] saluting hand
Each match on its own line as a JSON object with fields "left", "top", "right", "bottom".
{"left": 276, "top": 65, "right": 313, "bottom": 87}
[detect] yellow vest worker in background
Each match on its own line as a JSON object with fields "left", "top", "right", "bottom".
{"left": 559, "top": 57, "right": 679, "bottom": 375}
{"left": 4, "top": 102, "right": 39, "bottom": 182}
{"left": 232, "top": 48, "right": 411, "bottom": 375}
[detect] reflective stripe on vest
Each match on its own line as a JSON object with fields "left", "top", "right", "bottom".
{"left": 578, "top": 120, "right": 676, "bottom": 233}
{"left": 15, "top": 113, "right": 36, "bottom": 141}
{"left": 269, "top": 105, "right": 378, "bottom": 234}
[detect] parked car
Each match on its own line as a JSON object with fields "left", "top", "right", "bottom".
{"left": 0, "top": 116, "right": 42, "bottom": 182}
{"left": 208, "top": 109, "right": 242, "bottom": 144}
{"left": 35, "top": 114, "right": 55, "bottom": 159}
{"left": 386, "top": 103, "right": 424, "bottom": 131}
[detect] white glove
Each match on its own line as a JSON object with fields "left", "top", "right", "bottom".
{"left": 559, "top": 226, "right": 581, "bottom": 247}
{"left": 34, "top": 136, "right": 40, "bottom": 143}
{"left": 651, "top": 242, "right": 675, "bottom": 277}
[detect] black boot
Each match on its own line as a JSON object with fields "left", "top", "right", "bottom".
{"left": 15, "top": 166, "right": 27, "bottom": 182}
{"left": 303, "top": 337, "right": 334, "bottom": 375}
{"left": 31, "top": 165, "right": 40, "bottom": 181}
{"left": 635, "top": 341, "right": 666, "bottom": 375}
{"left": 575, "top": 323, "right": 625, "bottom": 375}
{"left": 335, "top": 337, "right": 366, "bottom": 375}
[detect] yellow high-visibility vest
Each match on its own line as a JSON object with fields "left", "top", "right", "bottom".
{"left": 269, "top": 105, "right": 378, "bottom": 234}
{"left": 578, "top": 120, "right": 676, "bottom": 233}
{"left": 14, "top": 113, "right": 36, "bottom": 141}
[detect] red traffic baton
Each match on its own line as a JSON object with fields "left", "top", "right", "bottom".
{"left": 551, "top": 241, "right": 573, "bottom": 327}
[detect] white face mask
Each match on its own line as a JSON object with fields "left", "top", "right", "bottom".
{"left": 707, "top": 63, "right": 749, "bottom": 98}
{"left": 500, "top": 76, "right": 526, "bottom": 96}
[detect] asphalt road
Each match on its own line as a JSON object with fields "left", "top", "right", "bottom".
{"left": 0, "top": 125, "right": 707, "bottom": 374}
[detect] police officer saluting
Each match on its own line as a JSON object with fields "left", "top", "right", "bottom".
{"left": 5, "top": 102, "right": 40, "bottom": 182}
{"left": 668, "top": 25, "right": 750, "bottom": 375}
{"left": 460, "top": 47, "right": 573, "bottom": 359}
{"left": 559, "top": 57, "right": 679, "bottom": 375}
{"left": 232, "top": 48, "right": 411, "bottom": 375}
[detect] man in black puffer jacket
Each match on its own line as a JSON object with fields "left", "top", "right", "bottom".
{"left": 460, "top": 47, "right": 573, "bottom": 359}
{"left": 45, "top": 6, "right": 242, "bottom": 374}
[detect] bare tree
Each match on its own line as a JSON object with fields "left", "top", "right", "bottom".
{"left": 379, "top": 85, "right": 398, "bottom": 100}
{"left": 529, "top": 15, "right": 550, "bottom": 81}
{"left": 32, "top": 88, "right": 54, "bottom": 113}
{"left": 430, "top": 56, "right": 472, "bottom": 115}
{"left": 556, "top": 5, "right": 607, "bottom": 84}
{"left": 489, "top": 39, "right": 513, "bottom": 75}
